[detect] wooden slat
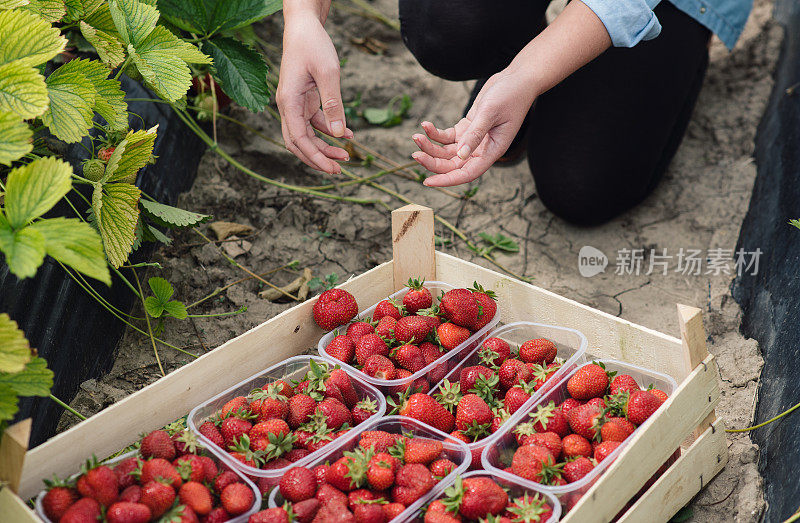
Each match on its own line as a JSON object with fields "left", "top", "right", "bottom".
{"left": 561, "top": 354, "right": 721, "bottom": 523}
{"left": 677, "top": 304, "right": 716, "bottom": 440}
{"left": 618, "top": 419, "right": 728, "bottom": 523}
{"left": 0, "top": 487, "right": 38, "bottom": 521}
{"left": 435, "top": 252, "right": 687, "bottom": 379}
{"left": 19, "top": 261, "right": 395, "bottom": 499}
{"left": 0, "top": 419, "right": 30, "bottom": 493}
{"left": 391, "top": 204, "right": 435, "bottom": 291}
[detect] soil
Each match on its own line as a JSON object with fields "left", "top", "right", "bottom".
{"left": 59, "top": 0, "right": 781, "bottom": 520}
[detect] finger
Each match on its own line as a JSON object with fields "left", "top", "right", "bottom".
{"left": 313, "top": 63, "right": 347, "bottom": 137}
{"left": 285, "top": 109, "right": 341, "bottom": 173}
{"left": 412, "top": 133, "right": 457, "bottom": 159}
{"left": 454, "top": 111, "right": 494, "bottom": 160}
{"left": 310, "top": 134, "right": 350, "bottom": 160}
{"left": 411, "top": 151, "right": 463, "bottom": 174}
{"left": 423, "top": 156, "right": 493, "bottom": 187}
{"left": 310, "top": 111, "right": 354, "bottom": 139}
{"left": 421, "top": 121, "right": 456, "bottom": 145}
{"left": 282, "top": 120, "right": 321, "bottom": 170}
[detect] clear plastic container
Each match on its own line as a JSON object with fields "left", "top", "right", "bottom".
{"left": 482, "top": 357, "right": 678, "bottom": 514}
{"left": 34, "top": 447, "right": 261, "bottom": 523}
{"left": 419, "top": 470, "right": 562, "bottom": 523}
{"left": 318, "top": 281, "right": 501, "bottom": 396}
{"left": 426, "top": 322, "right": 588, "bottom": 468}
{"left": 268, "top": 415, "right": 471, "bottom": 522}
{"left": 187, "top": 355, "right": 386, "bottom": 486}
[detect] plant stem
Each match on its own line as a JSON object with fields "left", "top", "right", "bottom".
{"left": 49, "top": 394, "right": 87, "bottom": 421}
{"left": 186, "top": 263, "right": 294, "bottom": 309}
{"left": 133, "top": 269, "right": 165, "bottom": 377}
{"left": 187, "top": 306, "right": 247, "bottom": 318}
{"left": 726, "top": 399, "right": 800, "bottom": 433}
{"left": 114, "top": 55, "right": 132, "bottom": 81}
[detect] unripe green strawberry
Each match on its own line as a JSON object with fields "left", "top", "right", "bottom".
{"left": 82, "top": 159, "right": 106, "bottom": 181}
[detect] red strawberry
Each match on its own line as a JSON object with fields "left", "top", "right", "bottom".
{"left": 567, "top": 403, "right": 604, "bottom": 440}
{"left": 437, "top": 323, "right": 471, "bottom": 350}
{"left": 316, "top": 483, "right": 348, "bottom": 506}
{"left": 356, "top": 334, "right": 390, "bottom": 366}
{"left": 326, "top": 335, "right": 356, "bottom": 363}
{"left": 348, "top": 488, "right": 383, "bottom": 511}
{"left": 60, "top": 497, "right": 101, "bottom": 523}
{"left": 504, "top": 383, "right": 536, "bottom": 415}
{"left": 286, "top": 448, "right": 311, "bottom": 462}
{"left": 594, "top": 440, "right": 622, "bottom": 462}
{"left": 314, "top": 289, "right": 358, "bottom": 330}
{"left": 559, "top": 398, "right": 583, "bottom": 417}
{"left": 367, "top": 454, "right": 396, "bottom": 490}
{"left": 352, "top": 397, "right": 379, "bottom": 424}
{"left": 587, "top": 397, "right": 606, "bottom": 410}
{"left": 373, "top": 299, "right": 403, "bottom": 321}
{"left": 178, "top": 481, "right": 212, "bottom": 515}
{"left": 220, "top": 417, "right": 252, "bottom": 447}
{"left": 520, "top": 431, "right": 562, "bottom": 458}
{"left": 511, "top": 445, "right": 559, "bottom": 483}
{"left": 347, "top": 321, "right": 375, "bottom": 342}
{"left": 374, "top": 316, "right": 398, "bottom": 340}
{"left": 566, "top": 363, "right": 609, "bottom": 400}
{"left": 359, "top": 431, "right": 404, "bottom": 452}
{"left": 174, "top": 454, "right": 205, "bottom": 483}
{"left": 118, "top": 485, "right": 141, "bottom": 503}
{"left": 77, "top": 464, "right": 119, "bottom": 507}
{"left": 250, "top": 419, "right": 290, "bottom": 440}
{"left": 113, "top": 456, "right": 142, "bottom": 489}
{"left": 198, "top": 421, "right": 225, "bottom": 448}
{"left": 328, "top": 368, "right": 360, "bottom": 408}
{"left": 601, "top": 417, "right": 635, "bottom": 442}
{"left": 140, "top": 429, "right": 176, "bottom": 460}
{"left": 529, "top": 401, "right": 570, "bottom": 436}
{"left": 353, "top": 503, "right": 386, "bottom": 523}
{"left": 498, "top": 359, "right": 532, "bottom": 390}
{"left": 626, "top": 390, "right": 661, "bottom": 424}
{"left": 141, "top": 458, "right": 182, "bottom": 489}
{"left": 479, "top": 337, "right": 511, "bottom": 367}
{"left": 327, "top": 456, "right": 363, "bottom": 492}
{"left": 106, "top": 502, "right": 151, "bottom": 523}
{"left": 221, "top": 396, "right": 249, "bottom": 417}
{"left": 506, "top": 493, "right": 553, "bottom": 522}
{"left": 98, "top": 146, "right": 115, "bottom": 162}
{"left": 650, "top": 388, "right": 669, "bottom": 404}
{"left": 288, "top": 394, "right": 317, "bottom": 428}
{"left": 395, "top": 344, "right": 426, "bottom": 372}
{"left": 519, "top": 338, "right": 558, "bottom": 365}
{"left": 203, "top": 507, "right": 231, "bottom": 523}
{"left": 42, "top": 484, "right": 78, "bottom": 521}
{"left": 455, "top": 394, "right": 493, "bottom": 432}
{"left": 398, "top": 393, "right": 455, "bottom": 433}
{"left": 248, "top": 508, "right": 290, "bottom": 523}
{"left": 221, "top": 482, "right": 255, "bottom": 516}
{"left": 562, "top": 434, "right": 593, "bottom": 459}
{"left": 317, "top": 397, "right": 353, "bottom": 429}
{"left": 459, "top": 476, "right": 508, "bottom": 519}
{"left": 315, "top": 502, "right": 355, "bottom": 521}
{"left": 450, "top": 430, "right": 471, "bottom": 445}
{"left": 213, "top": 470, "right": 239, "bottom": 493}
{"left": 563, "top": 456, "right": 594, "bottom": 483}
{"left": 394, "top": 316, "right": 434, "bottom": 344}
{"left": 364, "top": 354, "right": 396, "bottom": 380}
{"left": 610, "top": 374, "right": 640, "bottom": 395}
{"left": 405, "top": 438, "right": 443, "bottom": 465}
{"left": 140, "top": 480, "right": 175, "bottom": 518}
{"left": 439, "top": 288, "right": 481, "bottom": 329}
{"left": 459, "top": 365, "right": 495, "bottom": 394}
{"left": 383, "top": 503, "right": 406, "bottom": 520}
{"left": 293, "top": 499, "right": 321, "bottom": 522}
{"left": 429, "top": 459, "right": 457, "bottom": 479}
{"left": 391, "top": 464, "right": 434, "bottom": 506}
{"left": 280, "top": 466, "right": 317, "bottom": 502}
{"left": 403, "top": 278, "right": 433, "bottom": 313}
{"left": 470, "top": 282, "right": 497, "bottom": 330}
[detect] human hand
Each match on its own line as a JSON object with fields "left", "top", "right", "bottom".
{"left": 411, "top": 68, "right": 537, "bottom": 186}
{"left": 277, "top": 12, "right": 353, "bottom": 174}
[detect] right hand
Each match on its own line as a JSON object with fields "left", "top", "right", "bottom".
{"left": 277, "top": 12, "right": 353, "bottom": 174}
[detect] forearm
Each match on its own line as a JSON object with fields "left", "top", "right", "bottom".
{"left": 284, "top": 0, "right": 332, "bottom": 24}
{"left": 508, "top": 0, "right": 612, "bottom": 99}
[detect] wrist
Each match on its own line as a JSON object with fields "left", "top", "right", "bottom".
{"left": 284, "top": 0, "right": 331, "bottom": 24}
{"left": 503, "top": 59, "right": 543, "bottom": 105}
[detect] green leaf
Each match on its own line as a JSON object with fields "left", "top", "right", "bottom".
{"left": 145, "top": 277, "right": 186, "bottom": 319}
{"left": 143, "top": 295, "right": 164, "bottom": 317}
{"left": 144, "top": 224, "right": 171, "bottom": 245}
{"left": 202, "top": 36, "right": 270, "bottom": 112}
{"left": 0, "top": 314, "right": 32, "bottom": 374}
{"left": 21, "top": 0, "right": 67, "bottom": 23}
{"left": 162, "top": 300, "right": 187, "bottom": 319}
{"left": 63, "top": 0, "right": 102, "bottom": 21}
{"left": 60, "top": 58, "right": 127, "bottom": 131}
{"left": 0, "top": 224, "right": 45, "bottom": 279}
{"left": 157, "top": 0, "right": 282, "bottom": 36}
{"left": 83, "top": 1, "right": 119, "bottom": 35}
{"left": 0, "top": 0, "right": 30, "bottom": 9}
{"left": 30, "top": 217, "right": 111, "bottom": 285}
{"left": 42, "top": 65, "right": 96, "bottom": 143}
{"left": 4, "top": 157, "right": 72, "bottom": 227}
{"left": 148, "top": 276, "right": 174, "bottom": 302}
{"left": 0, "top": 357, "right": 53, "bottom": 397}
{"left": 138, "top": 25, "right": 211, "bottom": 64}
{"left": 106, "top": 125, "right": 157, "bottom": 183}
{"left": 791, "top": 219, "right": 800, "bottom": 231}
{"left": 0, "top": 61, "right": 49, "bottom": 119}
{"left": 362, "top": 95, "right": 412, "bottom": 128}
{"left": 0, "top": 8, "right": 66, "bottom": 67}
{"left": 80, "top": 21, "right": 125, "bottom": 68}
{"left": 92, "top": 182, "right": 141, "bottom": 267}
{"left": 139, "top": 199, "right": 211, "bottom": 228}
{"left": 0, "top": 110, "right": 32, "bottom": 166}
{"left": 0, "top": 384, "right": 20, "bottom": 422}
{"left": 108, "top": 0, "right": 158, "bottom": 46}
{"left": 478, "top": 232, "right": 519, "bottom": 253}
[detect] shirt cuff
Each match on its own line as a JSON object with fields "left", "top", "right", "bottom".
{"left": 579, "top": 0, "right": 663, "bottom": 47}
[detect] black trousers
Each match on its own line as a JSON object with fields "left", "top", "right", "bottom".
{"left": 399, "top": 0, "right": 711, "bottom": 225}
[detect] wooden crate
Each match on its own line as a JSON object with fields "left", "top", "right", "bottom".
{"left": 0, "top": 204, "right": 726, "bottom": 522}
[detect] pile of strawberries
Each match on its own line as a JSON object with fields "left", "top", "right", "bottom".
{"left": 320, "top": 280, "right": 497, "bottom": 392}
{"left": 499, "top": 362, "right": 668, "bottom": 489}
{"left": 424, "top": 475, "right": 554, "bottom": 523}
{"left": 196, "top": 361, "right": 379, "bottom": 471}
{"left": 249, "top": 430, "right": 462, "bottom": 522}
{"left": 41, "top": 428, "right": 256, "bottom": 523}
{"left": 397, "top": 335, "right": 565, "bottom": 453}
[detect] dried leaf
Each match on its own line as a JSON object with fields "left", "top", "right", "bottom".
{"left": 209, "top": 221, "right": 253, "bottom": 241}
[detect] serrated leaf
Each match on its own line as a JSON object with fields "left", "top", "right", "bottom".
{"left": 148, "top": 276, "right": 173, "bottom": 302}
{"left": 0, "top": 0, "right": 30, "bottom": 9}
{"left": 157, "top": 0, "right": 282, "bottom": 36}
{"left": 106, "top": 125, "right": 157, "bottom": 183}
{"left": 0, "top": 223, "right": 45, "bottom": 279}
{"left": 83, "top": 1, "right": 118, "bottom": 35}
{"left": 109, "top": 0, "right": 158, "bottom": 46}
{"left": 139, "top": 199, "right": 211, "bottom": 228}
{"left": 0, "top": 314, "right": 32, "bottom": 374}
{"left": 4, "top": 156, "right": 72, "bottom": 227}
{"left": 128, "top": 44, "right": 190, "bottom": 101}
{"left": 0, "top": 110, "right": 32, "bottom": 165}
{"left": 0, "top": 357, "right": 53, "bottom": 396}
{"left": 0, "top": 61, "right": 49, "bottom": 119}
{"left": 0, "top": 384, "right": 20, "bottom": 422}
{"left": 163, "top": 300, "right": 187, "bottom": 319}
{"left": 143, "top": 295, "right": 164, "bottom": 317}
{"left": 80, "top": 21, "right": 125, "bottom": 68}
{"left": 30, "top": 217, "right": 111, "bottom": 285}
{"left": 137, "top": 26, "right": 211, "bottom": 65}
{"left": 145, "top": 224, "right": 171, "bottom": 245}
{"left": 42, "top": 66, "right": 96, "bottom": 143}
{"left": 21, "top": 0, "right": 67, "bottom": 23}
{"left": 60, "top": 58, "right": 127, "bottom": 130}
{"left": 92, "top": 182, "right": 141, "bottom": 267}
{"left": 202, "top": 36, "right": 269, "bottom": 112}
{"left": 64, "top": 0, "right": 102, "bottom": 21}
{"left": 0, "top": 9, "right": 66, "bottom": 67}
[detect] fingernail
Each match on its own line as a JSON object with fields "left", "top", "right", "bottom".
{"left": 331, "top": 120, "right": 344, "bottom": 136}
{"left": 457, "top": 145, "right": 471, "bottom": 160}
{"left": 343, "top": 155, "right": 350, "bottom": 161}
{"left": 411, "top": 152, "right": 422, "bottom": 159}
{"left": 345, "top": 129, "right": 354, "bottom": 139}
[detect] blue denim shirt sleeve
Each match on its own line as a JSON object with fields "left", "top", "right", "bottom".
{"left": 579, "top": 0, "right": 663, "bottom": 47}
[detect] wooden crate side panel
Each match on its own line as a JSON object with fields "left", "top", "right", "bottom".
{"left": 618, "top": 419, "right": 728, "bottom": 523}
{"left": 561, "top": 355, "right": 721, "bottom": 523}
{"left": 0, "top": 487, "right": 38, "bottom": 521}
{"left": 435, "top": 253, "right": 687, "bottom": 380}
{"left": 19, "top": 262, "right": 395, "bottom": 499}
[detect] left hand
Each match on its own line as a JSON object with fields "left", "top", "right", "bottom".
{"left": 411, "top": 68, "right": 537, "bottom": 187}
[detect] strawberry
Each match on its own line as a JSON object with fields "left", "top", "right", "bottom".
{"left": 567, "top": 403, "right": 604, "bottom": 441}
{"left": 650, "top": 388, "right": 669, "bottom": 404}
{"left": 60, "top": 497, "right": 101, "bottom": 523}
{"left": 455, "top": 394, "right": 493, "bottom": 432}
{"left": 203, "top": 507, "right": 231, "bottom": 523}
{"left": 425, "top": 501, "right": 460, "bottom": 523}
{"left": 594, "top": 440, "right": 621, "bottom": 462}
{"left": 140, "top": 480, "right": 175, "bottom": 518}
{"left": 520, "top": 431, "right": 562, "bottom": 458}
{"left": 374, "top": 316, "right": 398, "bottom": 339}
{"left": 326, "top": 335, "right": 356, "bottom": 363}
{"left": 174, "top": 454, "right": 205, "bottom": 482}
{"left": 559, "top": 398, "right": 583, "bottom": 417}
{"left": 98, "top": 146, "right": 115, "bottom": 162}
{"left": 399, "top": 393, "right": 455, "bottom": 433}
{"left": 316, "top": 502, "right": 355, "bottom": 521}
{"left": 498, "top": 359, "right": 532, "bottom": 390}
{"left": 42, "top": 483, "right": 78, "bottom": 521}
{"left": 250, "top": 419, "right": 291, "bottom": 441}
{"left": 367, "top": 456, "right": 396, "bottom": 490}
{"left": 566, "top": 363, "right": 609, "bottom": 400}
{"left": 348, "top": 488, "right": 383, "bottom": 510}
{"left": 437, "top": 323, "right": 471, "bottom": 350}
{"left": 77, "top": 463, "right": 119, "bottom": 507}
{"left": 352, "top": 397, "right": 379, "bottom": 424}
{"left": 587, "top": 397, "right": 606, "bottom": 410}
{"left": 394, "top": 316, "right": 434, "bottom": 344}
{"left": 317, "top": 397, "right": 352, "bottom": 429}
{"left": 359, "top": 431, "right": 404, "bottom": 452}
{"left": 293, "top": 499, "right": 321, "bottom": 522}
{"left": 221, "top": 396, "right": 250, "bottom": 417}
{"left": 198, "top": 421, "right": 225, "bottom": 448}
{"left": 562, "top": 457, "right": 594, "bottom": 483}
{"left": 626, "top": 390, "right": 661, "bottom": 424}
{"left": 519, "top": 339, "right": 557, "bottom": 365}
{"left": 286, "top": 448, "right": 311, "bottom": 462}
{"left": 316, "top": 483, "right": 348, "bottom": 506}
{"left": 392, "top": 464, "right": 434, "bottom": 506}
{"left": 383, "top": 503, "right": 406, "bottom": 520}
{"left": 403, "top": 278, "right": 433, "bottom": 313}
{"left": 280, "top": 466, "right": 317, "bottom": 502}
{"left": 529, "top": 401, "right": 570, "bottom": 436}
{"left": 506, "top": 493, "right": 554, "bottom": 522}
{"left": 179, "top": 481, "right": 212, "bottom": 515}
{"left": 404, "top": 438, "right": 443, "bottom": 465}
{"left": 140, "top": 429, "right": 177, "bottom": 460}
{"left": 106, "top": 502, "right": 151, "bottom": 523}
{"left": 459, "top": 366, "right": 495, "bottom": 394}
{"left": 562, "top": 434, "right": 592, "bottom": 459}
{"left": 429, "top": 458, "right": 457, "bottom": 479}
{"left": 610, "top": 374, "right": 640, "bottom": 395}
{"left": 113, "top": 456, "right": 142, "bottom": 489}
{"left": 213, "top": 470, "right": 239, "bottom": 493}
{"left": 421, "top": 341, "right": 443, "bottom": 366}
{"left": 511, "top": 445, "right": 560, "bottom": 484}
{"left": 373, "top": 299, "right": 403, "bottom": 321}
{"left": 451, "top": 476, "right": 508, "bottom": 520}
{"left": 363, "top": 354, "right": 396, "bottom": 380}
{"left": 221, "top": 482, "right": 255, "bottom": 516}
{"left": 449, "top": 430, "right": 471, "bottom": 445}
{"left": 479, "top": 337, "right": 511, "bottom": 367}
{"left": 504, "top": 383, "right": 536, "bottom": 415}
{"left": 491, "top": 407, "right": 510, "bottom": 433}
{"left": 141, "top": 458, "right": 182, "bottom": 488}
{"left": 327, "top": 455, "right": 366, "bottom": 492}
{"left": 118, "top": 485, "right": 141, "bottom": 503}
{"left": 356, "top": 334, "right": 390, "bottom": 366}
{"left": 249, "top": 508, "right": 290, "bottom": 523}
{"left": 347, "top": 321, "right": 375, "bottom": 342}
{"left": 353, "top": 503, "right": 385, "bottom": 523}
{"left": 439, "top": 288, "right": 481, "bottom": 329}
{"left": 470, "top": 282, "right": 497, "bottom": 330}
{"left": 314, "top": 288, "right": 359, "bottom": 330}
{"left": 600, "top": 417, "right": 635, "bottom": 442}
{"left": 395, "top": 344, "right": 426, "bottom": 372}
{"left": 288, "top": 394, "right": 317, "bottom": 428}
